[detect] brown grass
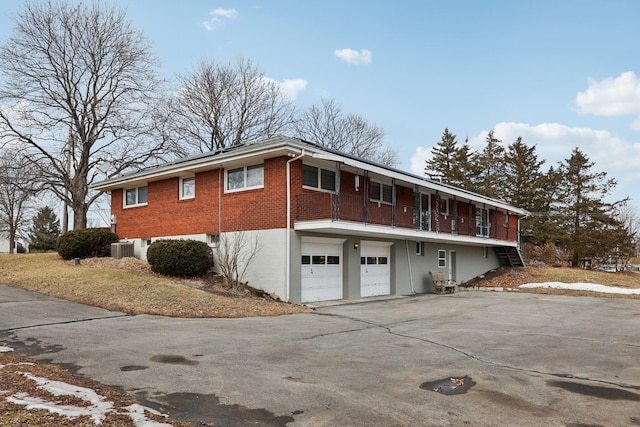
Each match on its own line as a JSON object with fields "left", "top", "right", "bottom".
{"left": 465, "top": 265, "right": 640, "bottom": 299}
{"left": 0, "top": 350, "right": 192, "bottom": 426}
{"left": 0, "top": 253, "right": 310, "bottom": 318}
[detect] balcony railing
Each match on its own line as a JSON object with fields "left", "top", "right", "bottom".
{"left": 295, "top": 192, "right": 518, "bottom": 242}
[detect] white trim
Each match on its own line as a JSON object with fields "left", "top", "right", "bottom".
{"left": 295, "top": 219, "right": 518, "bottom": 248}
{"left": 301, "top": 236, "right": 347, "bottom": 245}
{"left": 360, "top": 240, "right": 393, "bottom": 247}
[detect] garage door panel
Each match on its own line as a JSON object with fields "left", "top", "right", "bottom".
{"left": 360, "top": 244, "right": 390, "bottom": 297}
{"left": 301, "top": 242, "right": 343, "bottom": 303}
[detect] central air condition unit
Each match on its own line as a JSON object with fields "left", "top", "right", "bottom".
{"left": 111, "top": 242, "right": 134, "bottom": 259}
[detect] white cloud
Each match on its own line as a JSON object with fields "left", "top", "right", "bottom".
{"left": 203, "top": 8, "right": 238, "bottom": 31}
{"left": 334, "top": 48, "right": 372, "bottom": 66}
{"left": 411, "top": 122, "right": 640, "bottom": 201}
{"left": 260, "top": 77, "right": 308, "bottom": 101}
{"left": 279, "top": 78, "right": 308, "bottom": 100}
{"left": 576, "top": 71, "right": 640, "bottom": 128}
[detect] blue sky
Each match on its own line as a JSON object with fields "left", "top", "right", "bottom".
{"left": 1, "top": 1, "right": 639, "bottom": 209}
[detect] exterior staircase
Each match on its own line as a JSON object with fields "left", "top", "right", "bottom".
{"left": 494, "top": 246, "right": 525, "bottom": 267}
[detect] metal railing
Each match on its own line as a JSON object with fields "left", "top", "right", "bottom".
{"left": 295, "top": 192, "right": 517, "bottom": 241}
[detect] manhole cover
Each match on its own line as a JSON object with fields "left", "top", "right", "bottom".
{"left": 420, "top": 376, "right": 476, "bottom": 395}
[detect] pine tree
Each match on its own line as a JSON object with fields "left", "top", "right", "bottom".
{"left": 449, "top": 138, "right": 481, "bottom": 191}
{"left": 502, "top": 137, "right": 561, "bottom": 244}
{"left": 28, "top": 206, "right": 61, "bottom": 252}
{"left": 475, "top": 130, "right": 506, "bottom": 199}
{"left": 555, "top": 148, "right": 629, "bottom": 267}
{"left": 425, "top": 128, "right": 458, "bottom": 182}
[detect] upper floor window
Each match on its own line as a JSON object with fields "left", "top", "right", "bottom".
{"left": 124, "top": 186, "right": 147, "bottom": 207}
{"left": 303, "top": 164, "right": 336, "bottom": 191}
{"left": 180, "top": 176, "right": 195, "bottom": 200}
{"left": 226, "top": 164, "right": 264, "bottom": 192}
{"left": 370, "top": 181, "right": 392, "bottom": 203}
{"left": 440, "top": 198, "right": 449, "bottom": 214}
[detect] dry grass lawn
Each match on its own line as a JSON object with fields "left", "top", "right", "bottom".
{"left": 0, "top": 253, "right": 310, "bottom": 318}
{"left": 465, "top": 264, "right": 640, "bottom": 299}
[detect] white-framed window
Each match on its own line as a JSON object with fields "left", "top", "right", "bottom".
{"left": 180, "top": 176, "right": 195, "bottom": 200}
{"left": 482, "top": 247, "right": 488, "bottom": 258}
{"left": 226, "top": 164, "right": 264, "bottom": 192}
{"left": 437, "top": 249, "right": 447, "bottom": 268}
{"left": 143, "top": 238, "right": 152, "bottom": 247}
{"left": 124, "top": 186, "right": 148, "bottom": 207}
{"left": 302, "top": 164, "right": 336, "bottom": 192}
{"left": 416, "top": 241, "right": 424, "bottom": 256}
{"left": 476, "top": 207, "right": 489, "bottom": 236}
{"left": 440, "top": 198, "right": 449, "bottom": 214}
{"left": 370, "top": 181, "right": 392, "bottom": 203}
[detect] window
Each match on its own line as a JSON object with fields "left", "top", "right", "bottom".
{"left": 303, "top": 164, "right": 335, "bottom": 191}
{"left": 476, "top": 207, "right": 489, "bottom": 236}
{"left": 440, "top": 198, "right": 449, "bottom": 214}
{"left": 124, "top": 186, "right": 147, "bottom": 207}
{"left": 143, "top": 238, "right": 152, "bottom": 247}
{"left": 370, "top": 181, "right": 392, "bottom": 203}
{"left": 206, "top": 234, "right": 219, "bottom": 247}
{"left": 416, "top": 242, "right": 424, "bottom": 256}
{"left": 180, "top": 177, "right": 195, "bottom": 199}
{"left": 226, "top": 164, "right": 264, "bottom": 191}
{"left": 482, "top": 247, "right": 488, "bottom": 258}
{"left": 438, "top": 249, "right": 447, "bottom": 268}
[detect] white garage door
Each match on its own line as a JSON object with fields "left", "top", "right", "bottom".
{"left": 301, "top": 242, "right": 343, "bottom": 302}
{"left": 360, "top": 243, "right": 391, "bottom": 297}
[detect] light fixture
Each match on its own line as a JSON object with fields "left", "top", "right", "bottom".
{"left": 354, "top": 242, "right": 359, "bottom": 250}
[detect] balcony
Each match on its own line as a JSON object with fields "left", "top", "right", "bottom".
{"left": 295, "top": 192, "right": 518, "bottom": 243}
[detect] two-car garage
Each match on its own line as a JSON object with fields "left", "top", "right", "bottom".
{"left": 301, "top": 238, "right": 391, "bottom": 303}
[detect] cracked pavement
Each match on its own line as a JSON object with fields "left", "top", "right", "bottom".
{"left": 1, "top": 284, "right": 639, "bottom": 426}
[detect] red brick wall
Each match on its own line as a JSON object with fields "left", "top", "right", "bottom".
{"left": 111, "top": 157, "right": 289, "bottom": 238}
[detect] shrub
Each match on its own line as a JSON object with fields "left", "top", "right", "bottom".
{"left": 146, "top": 239, "right": 213, "bottom": 278}
{"left": 56, "top": 228, "right": 119, "bottom": 260}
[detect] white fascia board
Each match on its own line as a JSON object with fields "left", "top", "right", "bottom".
{"left": 295, "top": 220, "right": 518, "bottom": 248}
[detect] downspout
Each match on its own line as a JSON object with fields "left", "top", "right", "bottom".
{"left": 405, "top": 240, "right": 416, "bottom": 294}
{"left": 286, "top": 150, "right": 306, "bottom": 303}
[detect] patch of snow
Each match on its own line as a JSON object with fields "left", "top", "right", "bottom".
{"left": 18, "top": 372, "right": 113, "bottom": 424}
{"left": 519, "top": 282, "right": 640, "bottom": 295}
{"left": 124, "top": 403, "right": 172, "bottom": 427}
{"left": 7, "top": 392, "right": 109, "bottom": 424}
{"left": 0, "top": 345, "right": 14, "bottom": 353}
{"left": 5, "top": 371, "right": 172, "bottom": 426}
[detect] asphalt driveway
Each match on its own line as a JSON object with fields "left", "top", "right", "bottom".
{"left": 1, "top": 284, "right": 639, "bottom": 426}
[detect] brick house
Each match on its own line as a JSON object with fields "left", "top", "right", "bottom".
{"left": 92, "top": 136, "right": 528, "bottom": 304}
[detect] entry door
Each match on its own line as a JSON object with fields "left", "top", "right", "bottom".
{"left": 301, "top": 242, "right": 342, "bottom": 302}
{"left": 448, "top": 250, "right": 457, "bottom": 284}
{"left": 360, "top": 244, "right": 391, "bottom": 297}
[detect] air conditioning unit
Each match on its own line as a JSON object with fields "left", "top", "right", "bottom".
{"left": 111, "top": 242, "right": 134, "bottom": 259}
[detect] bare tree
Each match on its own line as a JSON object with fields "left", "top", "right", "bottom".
{"left": 294, "top": 98, "right": 398, "bottom": 167}
{"left": 0, "top": 1, "right": 167, "bottom": 230}
{"left": 162, "top": 58, "right": 297, "bottom": 156}
{"left": 214, "top": 231, "right": 262, "bottom": 289}
{"left": 0, "top": 154, "right": 37, "bottom": 253}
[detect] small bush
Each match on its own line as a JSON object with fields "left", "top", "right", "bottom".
{"left": 56, "top": 228, "right": 119, "bottom": 260}
{"left": 147, "top": 239, "right": 213, "bottom": 278}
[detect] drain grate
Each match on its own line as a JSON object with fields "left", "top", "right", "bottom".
{"left": 420, "top": 376, "right": 476, "bottom": 395}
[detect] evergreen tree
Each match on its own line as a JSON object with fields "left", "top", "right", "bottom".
{"left": 503, "top": 137, "right": 560, "bottom": 244}
{"left": 425, "top": 128, "right": 458, "bottom": 182}
{"left": 475, "top": 130, "right": 506, "bottom": 199}
{"left": 449, "top": 138, "right": 481, "bottom": 192}
{"left": 555, "top": 148, "right": 629, "bottom": 266}
{"left": 28, "top": 206, "right": 61, "bottom": 252}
